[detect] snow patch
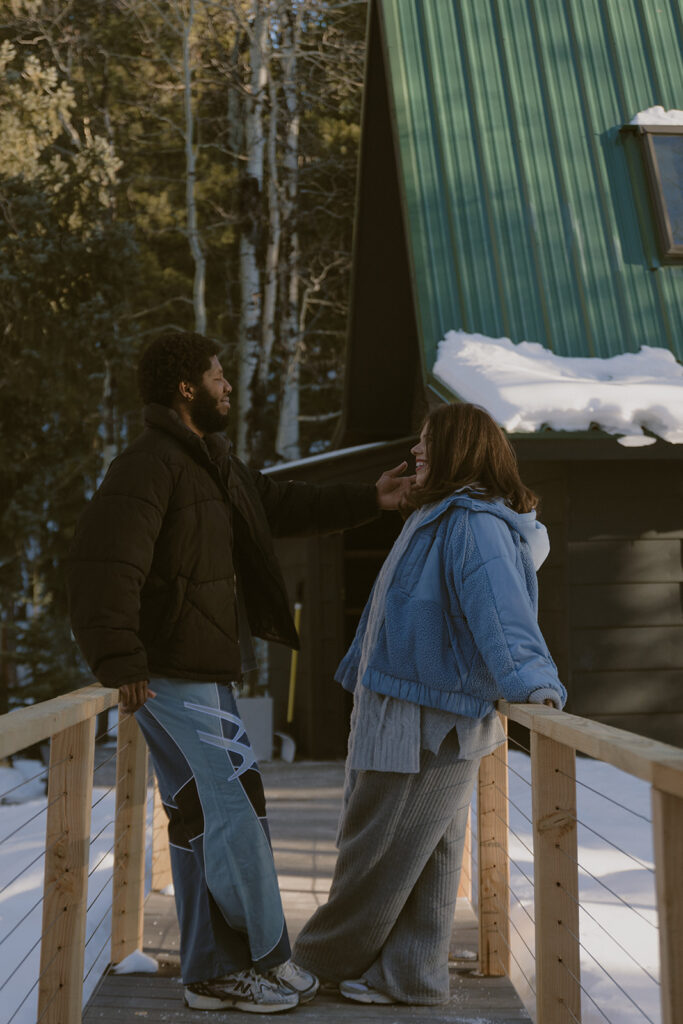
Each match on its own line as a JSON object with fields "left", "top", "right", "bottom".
{"left": 433, "top": 330, "right": 683, "bottom": 444}
{"left": 111, "top": 949, "right": 158, "bottom": 974}
{"left": 630, "top": 105, "right": 683, "bottom": 126}
{"left": 0, "top": 759, "right": 46, "bottom": 804}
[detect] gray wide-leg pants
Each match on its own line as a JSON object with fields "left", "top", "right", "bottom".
{"left": 293, "top": 730, "right": 478, "bottom": 1004}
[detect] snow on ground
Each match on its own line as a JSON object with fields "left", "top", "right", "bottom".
{"left": 0, "top": 770, "right": 153, "bottom": 1024}
{"left": 433, "top": 331, "right": 683, "bottom": 446}
{"left": 0, "top": 750, "right": 661, "bottom": 1024}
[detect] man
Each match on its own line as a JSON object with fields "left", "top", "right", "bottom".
{"left": 67, "top": 331, "right": 413, "bottom": 1014}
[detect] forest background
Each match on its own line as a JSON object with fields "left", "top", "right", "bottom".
{"left": 0, "top": 0, "right": 368, "bottom": 710}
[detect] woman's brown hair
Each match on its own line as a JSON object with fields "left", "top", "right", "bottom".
{"left": 406, "top": 403, "right": 538, "bottom": 514}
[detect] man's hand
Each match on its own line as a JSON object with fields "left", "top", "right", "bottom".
{"left": 119, "top": 680, "right": 156, "bottom": 714}
{"left": 375, "top": 462, "right": 416, "bottom": 511}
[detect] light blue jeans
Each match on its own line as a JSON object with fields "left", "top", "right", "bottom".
{"left": 136, "top": 678, "right": 290, "bottom": 983}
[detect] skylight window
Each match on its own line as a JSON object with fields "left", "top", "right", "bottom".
{"left": 637, "top": 125, "right": 683, "bottom": 262}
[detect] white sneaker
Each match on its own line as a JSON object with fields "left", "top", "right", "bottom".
{"left": 268, "top": 960, "right": 320, "bottom": 1003}
{"left": 184, "top": 969, "right": 299, "bottom": 1013}
{"left": 339, "top": 978, "right": 396, "bottom": 1004}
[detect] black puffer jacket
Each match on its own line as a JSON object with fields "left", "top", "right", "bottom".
{"left": 67, "top": 405, "right": 379, "bottom": 686}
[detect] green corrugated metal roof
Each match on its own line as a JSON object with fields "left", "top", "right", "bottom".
{"left": 377, "top": 0, "right": 683, "bottom": 377}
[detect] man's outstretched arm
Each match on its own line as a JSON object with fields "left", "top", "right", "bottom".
{"left": 248, "top": 460, "right": 415, "bottom": 538}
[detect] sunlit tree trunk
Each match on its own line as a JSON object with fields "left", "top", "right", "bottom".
{"left": 275, "top": 0, "right": 302, "bottom": 461}
{"left": 260, "top": 69, "right": 281, "bottom": 394}
{"left": 236, "top": 0, "right": 268, "bottom": 460}
{"left": 183, "top": 0, "right": 207, "bottom": 334}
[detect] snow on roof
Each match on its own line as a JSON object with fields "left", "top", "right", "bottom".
{"left": 630, "top": 106, "right": 683, "bottom": 126}
{"left": 433, "top": 331, "right": 683, "bottom": 446}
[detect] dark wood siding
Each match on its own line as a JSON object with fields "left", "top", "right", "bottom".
{"left": 270, "top": 534, "right": 349, "bottom": 759}
{"left": 565, "top": 462, "right": 683, "bottom": 746}
{"left": 524, "top": 464, "right": 570, "bottom": 686}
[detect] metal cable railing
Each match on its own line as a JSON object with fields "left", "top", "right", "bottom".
{"left": 474, "top": 741, "right": 661, "bottom": 1024}
{"left": 0, "top": 689, "right": 153, "bottom": 1024}
{"left": 558, "top": 920, "right": 657, "bottom": 1023}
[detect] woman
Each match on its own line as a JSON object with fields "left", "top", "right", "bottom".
{"left": 292, "top": 403, "right": 566, "bottom": 1006}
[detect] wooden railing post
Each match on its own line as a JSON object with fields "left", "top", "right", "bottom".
{"left": 457, "top": 808, "right": 472, "bottom": 901}
{"left": 478, "top": 718, "right": 510, "bottom": 976}
{"left": 531, "top": 731, "right": 580, "bottom": 1023}
{"left": 111, "top": 710, "right": 148, "bottom": 964}
{"left": 38, "top": 718, "right": 96, "bottom": 1024}
{"left": 652, "top": 788, "right": 683, "bottom": 1024}
{"left": 151, "top": 778, "right": 173, "bottom": 892}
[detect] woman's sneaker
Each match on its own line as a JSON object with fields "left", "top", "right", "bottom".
{"left": 268, "top": 960, "right": 320, "bottom": 1003}
{"left": 339, "top": 978, "right": 396, "bottom": 1004}
{"left": 184, "top": 969, "right": 299, "bottom": 1013}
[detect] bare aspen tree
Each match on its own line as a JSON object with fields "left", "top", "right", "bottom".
{"left": 182, "top": 0, "right": 207, "bottom": 333}
{"left": 119, "top": 0, "right": 208, "bottom": 334}
{"left": 275, "top": 0, "right": 302, "bottom": 461}
{"left": 236, "top": 0, "right": 269, "bottom": 460}
{"left": 260, "top": 69, "right": 281, "bottom": 395}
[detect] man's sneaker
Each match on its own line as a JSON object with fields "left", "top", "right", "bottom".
{"left": 339, "top": 978, "right": 396, "bottom": 1004}
{"left": 184, "top": 969, "right": 299, "bottom": 1013}
{"left": 268, "top": 960, "right": 320, "bottom": 1004}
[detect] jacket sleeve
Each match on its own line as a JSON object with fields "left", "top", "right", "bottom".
{"left": 455, "top": 513, "right": 567, "bottom": 707}
{"left": 249, "top": 470, "right": 380, "bottom": 538}
{"left": 67, "top": 451, "right": 174, "bottom": 687}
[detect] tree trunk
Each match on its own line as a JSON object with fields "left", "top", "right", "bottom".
{"left": 183, "top": 0, "right": 207, "bottom": 334}
{"left": 275, "top": 1, "right": 302, "bottom": 461}
{"left": 236, "top": 0, "right": 268, "bottom": 460}
{"left": 249, "top": 66, "right": 281, "bottom": 465}
{"left": 260, "top": 69, "right": 281, "bottom": 392}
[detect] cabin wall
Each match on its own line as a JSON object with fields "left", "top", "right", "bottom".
{"left": 270, "top": 534, "right": 349, "bottom": 759}
{"left": 565, "top": 461, "right": 683, "bottom": 746}
{"left": 524, "top": 458, "right": 683, "bottom": 745}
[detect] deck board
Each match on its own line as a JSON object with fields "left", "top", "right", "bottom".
{"left": 83, "top": 761, "right": 531, "bottom": 1023}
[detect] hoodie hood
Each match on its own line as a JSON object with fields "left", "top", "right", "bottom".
{"left": 425, "top": 492, "right": 550, "bottom": 570}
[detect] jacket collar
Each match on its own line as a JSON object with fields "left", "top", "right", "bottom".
{"left": 410, "top": 491, "right": 549, "bottom": 568}
{"left": 143, "top": 404, "right": 232, "bottom": 464}
{"left": 411, "top": 490, "right": 534, "bottom": 531}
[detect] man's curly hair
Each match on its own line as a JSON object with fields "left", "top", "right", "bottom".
{"left": 138, "top": 331, "right": 218, "bottom": 406}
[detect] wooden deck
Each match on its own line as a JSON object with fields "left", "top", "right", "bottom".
{"left": 83, "top": 761, "right": 531, "bottom": 1023}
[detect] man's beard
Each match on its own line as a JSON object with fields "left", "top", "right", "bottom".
{"left": 190, "top": 385, "right": 228, "bottom": 434}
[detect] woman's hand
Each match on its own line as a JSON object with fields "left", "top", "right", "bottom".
{"left": 119, "top": 680, "right": 156, "bottom": 714}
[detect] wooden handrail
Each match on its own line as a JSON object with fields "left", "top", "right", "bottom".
{"left": 475, "top": 701, "right": 683, "bottom": 1024}
{"left": 0, "top": 684, "right": 118, "bottom": 760}
{"left": 498, "top": 700, "right": 683, "bottom": 798}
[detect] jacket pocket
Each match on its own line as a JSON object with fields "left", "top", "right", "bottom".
{"left": 183, "top": 579, "right": 239, "bottom": 642}
{"left": 392, "top": 531, "right": 435, "bottom": 594}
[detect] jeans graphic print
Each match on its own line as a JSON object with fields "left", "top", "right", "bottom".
{"left": 135, "top": 678, "right": 290, "bottom": 984}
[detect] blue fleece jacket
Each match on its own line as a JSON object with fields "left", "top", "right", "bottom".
{"left": 335, "top": 494, "right": 567, "bottom": 719}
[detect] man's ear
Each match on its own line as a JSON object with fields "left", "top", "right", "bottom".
{"left": 179, "top": 381, "right": 194, "bottom": 401}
